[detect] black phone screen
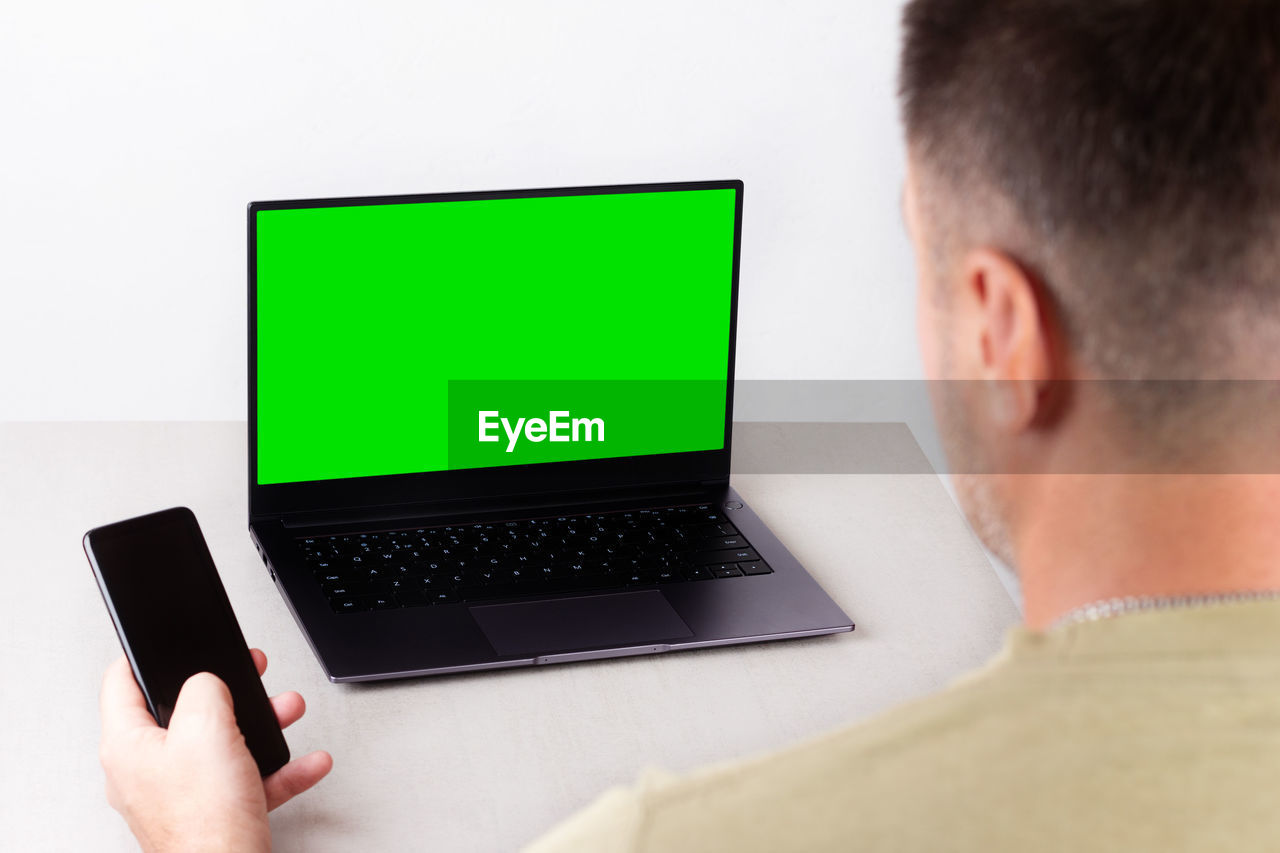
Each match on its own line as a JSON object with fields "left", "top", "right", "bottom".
{"left": 84, "top": 506, "right": 290, "bottom": 776}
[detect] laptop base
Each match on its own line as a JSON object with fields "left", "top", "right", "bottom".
{"left": 252, "top": 485, "right": 853, "bottom": 682}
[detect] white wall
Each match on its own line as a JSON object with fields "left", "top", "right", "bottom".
{"left": 1, "top": 0, "right": 918, "bottom": 420}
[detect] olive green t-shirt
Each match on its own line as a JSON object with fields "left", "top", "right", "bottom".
{"left": 527, "top": 600, "right": 1280, "bottom": 852}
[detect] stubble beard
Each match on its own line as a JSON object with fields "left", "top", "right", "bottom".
{"left": 935, "top": 377, "right": 1018, "bottom": 569}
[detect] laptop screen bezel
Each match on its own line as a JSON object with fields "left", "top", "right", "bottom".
{"left": 247, "top": 179, "right": 742, "bottom": 520}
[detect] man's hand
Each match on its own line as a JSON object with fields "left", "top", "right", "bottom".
{"left": 99, "top": 651, "right": 333, "bottom": 853}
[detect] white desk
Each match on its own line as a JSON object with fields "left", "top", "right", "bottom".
{"left": 0, "top": 422, "right": 1018, "bottom": 851}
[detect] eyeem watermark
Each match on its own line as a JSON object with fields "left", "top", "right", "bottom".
{"left": 477, "top": 410, "right": 605, "bottom": 453}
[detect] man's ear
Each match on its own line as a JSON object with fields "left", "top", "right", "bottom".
{"left": 956, "top": 248, "right": 1062, "bottom": 431}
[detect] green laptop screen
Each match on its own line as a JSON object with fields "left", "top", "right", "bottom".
{"left": 254, "top": 187, "right": 736, "bottom": 485}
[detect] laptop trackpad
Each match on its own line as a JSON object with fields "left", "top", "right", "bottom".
{"left": 470, "top": 591, "right": 693, "bottom": 657}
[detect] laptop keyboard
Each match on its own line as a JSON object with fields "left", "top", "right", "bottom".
{"left": 295, "top": 503, "right": 773, "bottom": 613}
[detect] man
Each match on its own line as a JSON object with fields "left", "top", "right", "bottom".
{"left": 99, "top": 0, "right": 1280, "bottom": 849}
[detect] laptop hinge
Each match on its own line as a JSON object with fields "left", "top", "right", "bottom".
{"left": 273, "top": 481, "right": 727, "bottom": 530}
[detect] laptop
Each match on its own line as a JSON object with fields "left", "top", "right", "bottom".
{"left": 247, "top": 179, "right": 853, "bottom": 682}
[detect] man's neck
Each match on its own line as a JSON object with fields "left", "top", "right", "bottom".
{"left": 1016, "top": 473, "right": 1280, "bottom": 630}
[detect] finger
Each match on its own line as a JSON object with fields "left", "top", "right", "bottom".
{"left": 100, "top": 656, "right": 158, "bottom": 738}
{"left": 250, "top": 648, "right": 267, "bottom": 677}
{"left": 167, "top": 672, "right": 237, "bottom": 737}
{"left": 270, "top": 691, "right": 306, "bottom": 730}
{"left": 264, "top": 750, "right": 333, "bottom": 811}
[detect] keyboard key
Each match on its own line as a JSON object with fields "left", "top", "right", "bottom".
{"left": 475, "top": 583, "right": 522, "bottom": 600}
{"left": 690, "top": 547, "right": 761, "bottom": 565}
{"left": 331, "top": 595, "right": 375, "bottom": 613}
{"left": 712, "top": 566, "right": 743, "bottom": 579}
{"left": 542, "top": 576, "right": 613, "bottom": 595}
{"left": 395, "top": 589, "right": 429, "bottom": 608}
{"left": 698, "top": 535, "right": 748, "bottom": 550}
{"left": 322, "top": 583, "right": 368, "bottom": 598}
{"left": 738, "top": 560, "right": 772, "bottom": 576}
{"left": 456, "top": 584, "right": 489, "bottom": 600}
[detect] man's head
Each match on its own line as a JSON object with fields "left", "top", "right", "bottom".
{"left": 897, "top": 0, "right": 1280, "bottom": 564}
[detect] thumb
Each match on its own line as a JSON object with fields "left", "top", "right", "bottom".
{"left": 168, "top": 672, "right": 238, "bottom": 736}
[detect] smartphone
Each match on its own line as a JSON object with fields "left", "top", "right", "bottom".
{"left": 84, "top": 506, "right": 290, "bottom": 777}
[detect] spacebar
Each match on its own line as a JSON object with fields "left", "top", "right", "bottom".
{"left": 459, "top": 576, "right": 618, "bottom": 601}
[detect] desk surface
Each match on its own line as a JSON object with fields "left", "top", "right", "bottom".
{"left": 0, "top": 422, "right": 1018, "bottom": 851}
